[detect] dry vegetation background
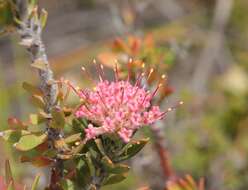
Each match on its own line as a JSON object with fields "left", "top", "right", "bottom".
{"left": 1, "top": 0, "right": 248, "bottom": 189}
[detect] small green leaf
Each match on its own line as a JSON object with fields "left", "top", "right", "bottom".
{"left": 29, "top": 114, "right": 38, "bottom": 125}
{"left": 5, "top": 160, "right": 13, "bottom": 185}
{"left": 126, "top": 138, "right": 149, "bottom": 156}
{"left": 102, "top": 173, "right": 127, "bottom": 186}
{"left": 31, "top": 59, "right": 47, "bottom": 71}
{"left": 61, "top": 179, "right": 75, "bottom": 190}
{"left": 115, "top": 138, "right": 149, "bottom": 162}
{"left": 72, "top": 119, "right": 85, "bottom": 135}
{"left": 76, "top": 159, "right": 91, "bottom": 187}
{"left": 101, "top": 156, "right": 130, "bottom": 174}
{"left": 7, "top": 181, "right": 14, "bottom": 190}
{"left": 14, "top": 134, "right": 47, "bottom": 151}
{"left": 30, "top": 95, "right": 45, "bottom": 110}
{"left": 31, "top": 174, "right": 40, "bottom": 190}
{"left": 51, "top": 107, "right": 65, "bottom": 129}
{"left": 72, "top": 141, "right": 85, "bottom": 154}
{"left": 94, "top": 138, "right": 105, "bottom": 155}
{"left": 109, "top": 164, "right": 130, "bottom": 174}
{"left": 65, "top": 133, "right": 81, "bottom": 144}
{"left": 29, "top": 112, "right": 48, "bottom": 125}
{"left": 23, "top": 82, "right": 42, "bottom": 96}
{"left": 77, "top": 118, "right": 88, "bottom": 129}
{"left": 29, "top": 0, "right": 38, "bottom": 6}
{"left": 14, "top": 17, "right": 22, "bottom": 26}
{"left": 40, "top": 9, "right": 48, "bottom": 28}
{"left": 101, "top": 156, "right": 114, "bottom": 168}
{"left": 0, "top": 130, "right": 30, "bottom": 142}
{"left": 85, "top": 152, "right": 95, "bottom": 177}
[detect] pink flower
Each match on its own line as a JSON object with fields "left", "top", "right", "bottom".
{"left": 75, "top": 77, "right": 164, "bottom": 143}
{"left": 69, "top": 63, "right": 184, "bottom": 143}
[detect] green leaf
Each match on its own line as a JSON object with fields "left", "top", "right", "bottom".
{"left": 14, "top": 134, "right": 47, "bottom": 151}
{"left": 31, "top": 59, "right": 47, "bottom": 71}
{"left": 65, "top": 133, "right": 81, "bottom": 144}
{"left": 7, "top": 181, "right": 14, "bottom": 190}
{"left": 109, "top": 164, "right": 130, "bottom": 174}
{"left": 31, "top": 174, "right": 40, "bottom": 190}
{"left": 115, "top": 138, "right": 149, "bottom": 162}
{"left": 126, "top": 138, "right": 149, "bottom": 155}
{"left": 5, "top": 160, "right": 13, "bottom": 185}
{"left": 76, "top": 159, "right": 91, "bottom": 187}
{"left": 29, "top": 113, "right": 38, "bottom": 126}
{"left": 101, "top": 156, "right": 114, "bottom": 168}
{"left": 23, "top": 82, "right": 42, "bottom": 96}
{"left": 29, "top": 114, "right": 45, "bottom": 125}
{"left": 29, "top": 0, "right": 38, "bottom": 6}
{"left": 61, "top": 179, "right": 75, "bottom": 190}
{"left": 94, "top": 138, "right": 105, "bottom": 155}
{"left": 72, "top": 119, "right": 85, "bottom": 135}
{"left": 51, "top": 107, "right": 65, "bottom": 129}
{"left": 27, "top": 0, "right": 38, "bottom": 15}
{"left": 40, "top": 9, "right": 48, "bottom": 28}
{"left": 30, "top": 95, "right": 45, "bottom": 110}
{"left": 101, "top": 156, "right": 130, "bottom": 174}
{"left": 0, "top": 130, "right": 30, "bottom": 143}
{"left": 85, "top": 152, "right": 95, "bottom": 177}
{"left": 77, "top": 118, "right": 88, "bottom": 129}
{"left": 72, "top": 141, "right": 85, "bottom": 155}
{"left": 102, "top": 173, "right": 127, "bottom": 186}
{"left": 13, "top": 17, "right": 22, "bottom": 26}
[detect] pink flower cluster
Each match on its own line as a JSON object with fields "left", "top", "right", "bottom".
{"left": 75, "top": 80, "right": 163, "bottom": 143}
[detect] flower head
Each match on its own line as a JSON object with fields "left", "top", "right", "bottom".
{"left": 74, "top": 61, "right": 181, "bottom": 143}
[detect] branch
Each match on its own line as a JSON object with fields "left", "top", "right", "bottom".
{"left": 151, "top": 124, "right": 175, "bottom": 179}
{"left": 14, "top": 1, "right": 64, "bottom": 189}
{"left": 18, "top": 14, "right": 57, "bottom": 113}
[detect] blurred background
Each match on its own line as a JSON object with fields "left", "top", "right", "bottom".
{"left": 1, "top": 0, "right": 248, "bottom": 189}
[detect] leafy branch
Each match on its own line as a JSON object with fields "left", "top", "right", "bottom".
{"left": 3, "top": 0, "right": 65, "bottom": 189}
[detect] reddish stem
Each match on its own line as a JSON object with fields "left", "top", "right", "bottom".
{"left": 154, "top": 141, "right": 175, "bottom": 179}
{"left": 150, "top": 124, "right": 176, "bottom": 182}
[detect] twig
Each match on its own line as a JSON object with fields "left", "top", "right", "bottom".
{"left": 151, "top": 124, "right": 175, "bottom": 180}
{"left": 14, "top": 1, "right": 63, "bottom": 189}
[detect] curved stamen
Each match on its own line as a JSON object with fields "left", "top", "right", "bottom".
{"left": 160, "top": 101, "right": 184, "bottom": 118}
{"left": 93, "top": 59, "right": 104, "bottom": 82}
{"left": 114, "top": 59, "right": 119, "bottom": 82}
{"left": 81, "top": 66, "right": 96, "bottom": 85}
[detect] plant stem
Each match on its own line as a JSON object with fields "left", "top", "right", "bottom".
{"left": 15, "top": 1, "right": 63, "bottom": 189}
{"left": 151, "top": 125, "right": 175, "bottom": 179}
